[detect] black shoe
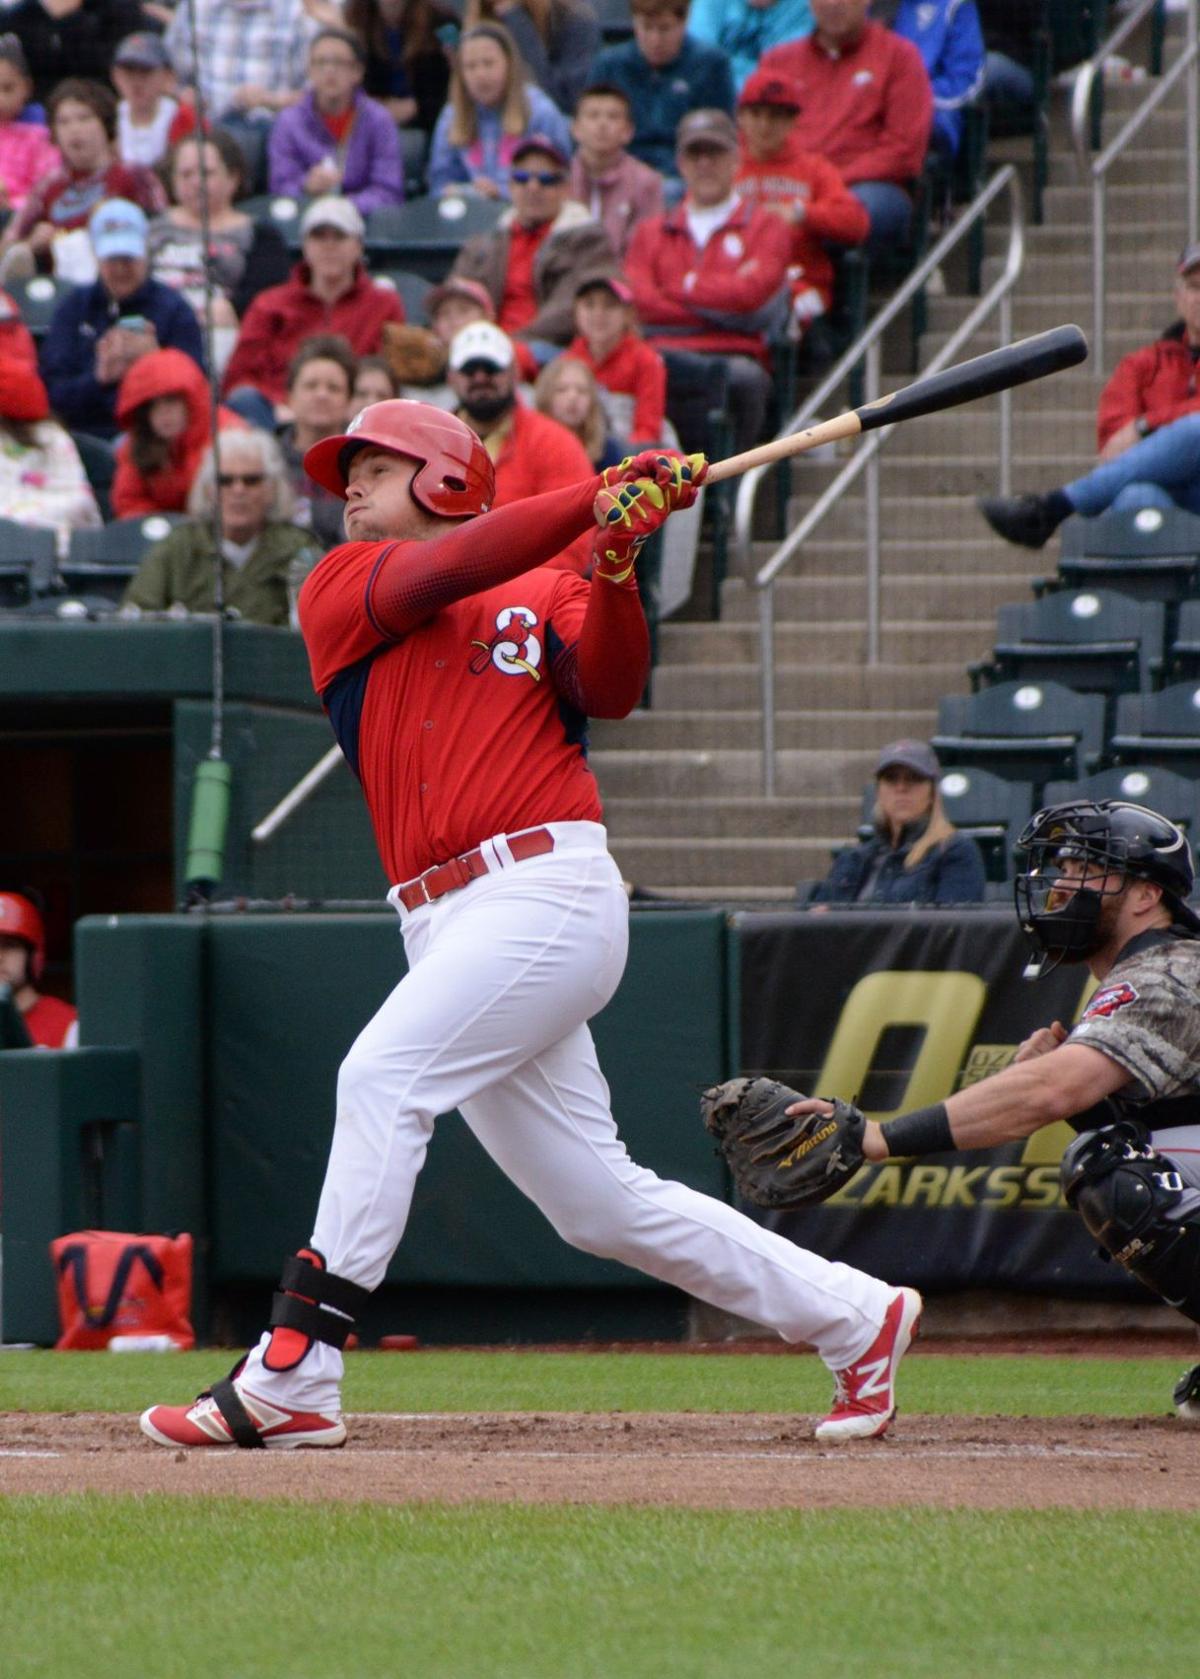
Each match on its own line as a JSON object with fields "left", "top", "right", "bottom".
{"left": 977, "top": 492, "right": 1065, "bottom": 549}
{"left": 1173, "top": 1362, "right": 1200, "bottom": 1422}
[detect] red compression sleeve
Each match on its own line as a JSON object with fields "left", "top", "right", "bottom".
{"left": 367, "top": 475, "right": 600, "bottom": 637}
{"left": 553, "top": 572, "right": 650, "bottom": 720}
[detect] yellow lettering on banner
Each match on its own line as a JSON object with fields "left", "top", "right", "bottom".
{"left": 957, "top": 1044, "right": 1015, "bottom": 1088}
{"left": 942, "top": 1165, "right": 990, "bottom": 1206}
{"left": 985, "top": 1165, "right": 1023, "bottom": 1208}
{"left": 816, "top": 970, "right": 988, "bottom": 1119}
{"left": 859, "top": 1164, "right": 903, "bottom": 1206}
{"left": 900, "top": 1165, "right": 945, "bottom": 1207}
{"left": 1024, "top": 1165, "right": 1066, "bottom": 1208}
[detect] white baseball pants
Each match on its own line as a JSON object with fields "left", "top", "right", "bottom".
{"left": 241, "top": 822, "right": 896, "bottom": 1411}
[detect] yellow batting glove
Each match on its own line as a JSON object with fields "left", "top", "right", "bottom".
{"left": 591, "top": 477, "right": 669, "bottom": 584}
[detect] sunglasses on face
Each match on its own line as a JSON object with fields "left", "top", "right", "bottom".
{"left": 218, "top": 472, "right": 266, "bottom": 487}
{"left": 511, "top": 168, "right": 564, "bottom": 186}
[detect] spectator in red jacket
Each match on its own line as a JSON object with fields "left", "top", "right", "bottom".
{"left": 0, "top": 77, "right": 168, "bottom": 284}
{"left": 624, "top": 107, "right": 792, "bottom": 452}
{"left": 566, "top": 274, "right": 667, "bottom": 446}
{"left": 758, "top": 0, "right": 933, "bottom": 250}
{"left": 978, "top": 245, "right": 1200, "bottom": 547}
{"left": 222, "top": 195, "right": 405, "bottom": 422}
{"left": 447, "top": 318, "right": 595, "bottom": 572}
{"left": 112, "top": 347, "right": 246, "bottom": 519}
{"left": 735, "top": 68, "right": 869, "bottom": 338}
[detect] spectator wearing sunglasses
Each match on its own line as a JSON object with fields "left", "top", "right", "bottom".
{"left": 121, "top": 428, "right": 319, "bottom": 625}
{"left": 448, "top": 132, "right": 616, "bottom": 376}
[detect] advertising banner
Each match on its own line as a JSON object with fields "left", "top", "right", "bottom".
{"left": 735, "top": 910, "right": 1141, "bottom": 1296}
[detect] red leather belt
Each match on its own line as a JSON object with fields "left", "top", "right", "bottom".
{"left": 397, "top": 827, "right": 555, "bottom": 911}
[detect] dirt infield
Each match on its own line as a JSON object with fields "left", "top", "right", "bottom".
{"left": 2, "top": 1409, "right": 1198, "bottom": 1509}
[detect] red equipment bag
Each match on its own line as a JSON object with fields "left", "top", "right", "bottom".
{"left": 50, "top": 1230, "right": 195, "bottom": 1349}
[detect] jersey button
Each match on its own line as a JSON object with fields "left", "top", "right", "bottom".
{"left": 434, "top": 659, "right": 445, "bottom": 669}
{"left": 423, "top": 719, "right": 433, "bottom": 730}
{"left": 419, "top": 782, "right": 427, "bottom": 793}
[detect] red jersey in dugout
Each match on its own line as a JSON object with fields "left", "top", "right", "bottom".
{"left": 299, "top": 541, "right": 606, "bottom": 884}
{"left": 50, "top": 1230, "right": 195, "bottom": 1349}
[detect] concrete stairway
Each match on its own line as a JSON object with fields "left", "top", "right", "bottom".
{"left": 591, "top": 45, "right": 1192, "bottom": 902}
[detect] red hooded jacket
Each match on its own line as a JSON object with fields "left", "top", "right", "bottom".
{"left": 112, "top": 349, "right": 245, "bottom": 518}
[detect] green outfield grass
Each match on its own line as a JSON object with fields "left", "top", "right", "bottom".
{"left": 2, "top": 1496, "right": 1198, "bottom": 1679}
{"left": 0, "top": 1346, "right": 1190, "bottom": 1419}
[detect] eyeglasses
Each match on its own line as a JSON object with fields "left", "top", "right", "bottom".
{"left": 218, "top": 472, "right": 266, "bottom": 488}
{"left": 511, "top": 169, "right": 564, "bottom": 186}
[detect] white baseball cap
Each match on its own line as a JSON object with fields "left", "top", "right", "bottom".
{"left": 300, "top": 195, "right": 365, "bottom": 239}
{"left": 448, "top": 321, "right": 515, "bottom": 372}
{"left": 90, "top": 198, "right": 148, "bottom": 261}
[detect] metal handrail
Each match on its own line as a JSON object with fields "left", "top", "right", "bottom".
{"left": 1070, "top": 0, "right": 1199, "bottom": 365}
{"left": 739, "top": 165, "right": 1026, "bottom": 796}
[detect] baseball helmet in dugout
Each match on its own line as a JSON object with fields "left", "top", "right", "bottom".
{"left": 1015, "top": 799, "right": 1200, "bottom": 967}
{"left": 0, "top": 891, "right": 45, "bottom": 981}
{"left": 303, "top": 399, "right": 495, "bottom": 517}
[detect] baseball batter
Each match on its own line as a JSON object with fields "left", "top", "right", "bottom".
{"left": 786, "top": 799, "right": 1200, "bottom": 1421}
{"left": 141, "top": 400, "right": 920, "bottom": 1450}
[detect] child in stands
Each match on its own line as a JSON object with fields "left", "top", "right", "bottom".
{"left": 427, "top": 22, "right": 571, "bottom": 199}
{"left": 565, "top": 273, "right": 666, "bottom": 446}
{"left": 111, "top": 347, "right": 245, "bottom": 519}
{"left": 734, "top": 68, "right": 868, "bottom": 338}
{"left": 112, "top": 33, "right": 187, "bottom": 171}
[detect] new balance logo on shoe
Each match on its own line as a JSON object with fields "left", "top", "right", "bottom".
{"left": 815, "top": 1287, "right": 923, "bottom": 1443}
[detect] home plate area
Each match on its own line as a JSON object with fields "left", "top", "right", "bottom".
{"left": 1, "top": 1411, "right": 1197, "bottom": 1509}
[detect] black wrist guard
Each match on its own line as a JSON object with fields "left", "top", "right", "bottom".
{"left": 883, "top": 1102, "right": 954, "bottom": 1157}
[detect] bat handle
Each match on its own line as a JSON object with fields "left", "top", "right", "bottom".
{"left": 704, "top": 412, "right": 864, "bottom": 485}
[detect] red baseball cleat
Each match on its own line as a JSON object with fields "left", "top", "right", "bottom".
{"left": 815, "top": 1286, "right": 923, "bottom": 1443}
{"left": 140, "top": 1375, "right": 346, "bottom": 1450}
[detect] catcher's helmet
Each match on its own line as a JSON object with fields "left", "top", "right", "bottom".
{"left": 1014, "top": 799, "right": 1200, "bottom": 969}
{"left": 0, "top": 891, "right": 44, "bottom": 981}
{"left": 303, "top": 399, "right": 494, "bottom": 518}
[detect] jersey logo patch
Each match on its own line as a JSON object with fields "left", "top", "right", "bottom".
{"left": 470, "top": 605, "right": 542, "bottom": 681}
{"left": 1082, "top": 981, "right": 1139, "bottom": 1020}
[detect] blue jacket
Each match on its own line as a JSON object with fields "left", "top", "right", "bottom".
{"left": 427, "top": 85, "right": 573, "bottom": 199}
{"left": 890, "top": 0, "right": 985, "bottom": 157}
{"left": 589, "top": 36, "right": 735, "bottom": 176}
{"left": 40, "top": 275, "right": 205, "bottom": 439}
{"left": 807, "top": 822, "right": 987, "bottom": 906}
{"left": 687, "top": 0, "right": 813, "bottom": 92}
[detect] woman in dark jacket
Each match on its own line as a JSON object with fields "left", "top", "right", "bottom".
{"left": 806, "top": 739, "right": 986, "bottom": 908}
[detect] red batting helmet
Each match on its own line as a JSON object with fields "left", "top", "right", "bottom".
{"left": 304, "top": 399, "right": 495, "bottom": 518}
{"left": 0, "top": 891, "right": 44, "bottom": 981}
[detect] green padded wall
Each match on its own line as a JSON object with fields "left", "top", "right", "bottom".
{"left": 205, "top": 909, "right": 731, "bottom": 1289}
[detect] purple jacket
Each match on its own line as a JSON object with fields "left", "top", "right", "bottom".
{"left": 268, "top": 89, "right": 404, "bottom": 214}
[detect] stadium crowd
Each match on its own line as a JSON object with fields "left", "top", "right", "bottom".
{"left": 0, "top": 0, "right": 1033, "bottom": 623}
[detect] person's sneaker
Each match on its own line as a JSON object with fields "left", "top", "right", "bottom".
{"left": 977, "top": 492, "right": 1066, "bottom": 549}
{"left": 1173, "top": 1362, "right": 1200, "bottom": 1423}
{"left": 815, "top": 1287, "right": 923, "bottom": 1442}
{"left": 140, "top": 1378, "right": 346, "bottom": 1450}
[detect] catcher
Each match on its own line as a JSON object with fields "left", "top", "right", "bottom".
{"left": 705, "top": 799, "right": 1200, "bottom": 1423}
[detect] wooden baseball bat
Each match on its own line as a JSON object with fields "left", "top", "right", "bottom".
{"left": 703, "top": 324, "right": 1088, "bottom": 486}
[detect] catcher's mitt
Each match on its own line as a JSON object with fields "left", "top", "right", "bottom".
{"left": 700, "top": 1077, "right": 866, "bottom": 1209}
{"left": 381, "top": 322, "right": 448, "bottom": 386}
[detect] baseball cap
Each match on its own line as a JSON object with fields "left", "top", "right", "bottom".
{"left": 875, "top": 739, "right": 940, "bottom": 780}
{"left": 89, "top": 198, "right": 148, "bottom": 261}
{"left": 676, "top": 108, "right": 739, "bottom": 153}
{"left": 510, "top": 133, "right": 570, "bottom": 170}
{"left": 738, "top": 69, "right": 802, "bottom": 111}
{"left": 1179, "top": 241, "right": 1200, "bottom": 275}
{"left": 574, "top": 273, "right": 633, "bottom": 305}
{"left": 113, "top": 31, "right": 171, "bottom": 69}
{"left": 300, "top": 195, "right": 365, "bottom": 240}
{"left": 448, "top": 320, "right": 515, "bottom": 372}
{"left": 425, "top": 276, "right": 496, "bottom": 320}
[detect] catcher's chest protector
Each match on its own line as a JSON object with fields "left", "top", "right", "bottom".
{"left": 50, "top": 1230, "right": 195, "bottom": 1349}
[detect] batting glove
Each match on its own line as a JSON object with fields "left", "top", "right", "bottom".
{"left": 599, "top": 450, "right": 709, "bottom": 508}
{"left": 591, "top": 475, "right": 669, "bottom": 584}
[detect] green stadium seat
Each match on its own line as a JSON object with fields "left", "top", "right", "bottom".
{"left": 1043, "top": 764, "right": 1200, "bottom": 839}
{"left": 1109, "top": 681, "right": 1200, "bottom": 780}
{"left": 932, "top": 678, "right": 1107, "bottom": 794}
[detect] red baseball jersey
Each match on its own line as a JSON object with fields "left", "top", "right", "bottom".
{"left": 24, "top": 994, "right": 78, "bottom": 1049}
{"left": 300, "top": 541, "right": 606, "bottom": 883}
